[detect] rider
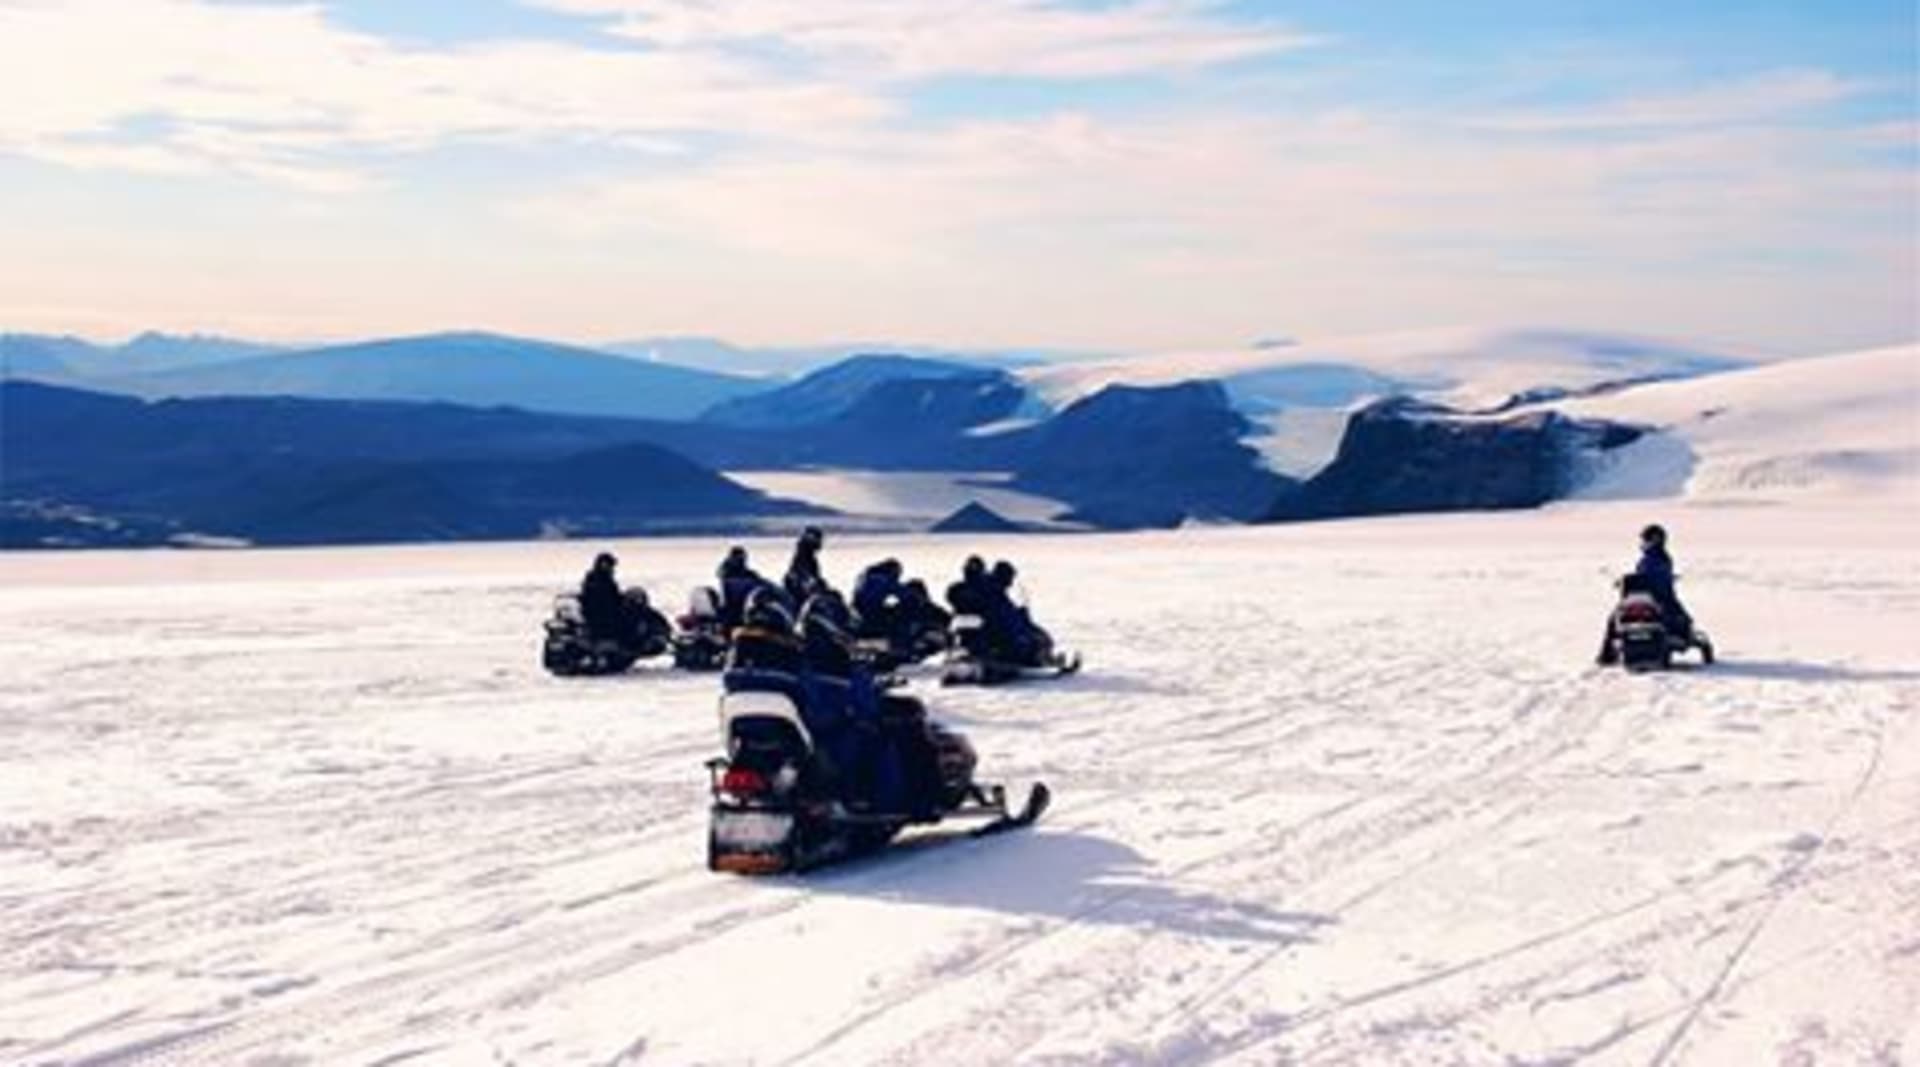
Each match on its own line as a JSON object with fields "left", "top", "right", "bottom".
{"left": 986, "top": 560, "right": 1053, "bottom": 665}
{"left": 784, "top": 526, "right": 829, "bottom": 605}
{"left": 578, "top": 552, "right": 627, "bottom": 637}
{"left": 798, "top": 589, "right": 861, "bottom": 679}
{"left": 897, "top": 579, "right": 951, "bottom": 647}
{"left": 802, "top": 588, "right": 940, "bottom": 817}
{"left": 717, "top": 545, "right": 778, "bottom": 630}
{"left": 851, "top": 558, "right": 906, "bottom": 640}
{"left": 1597, "top": 523, "right": 1696, "bottom": 664}
{"left": 945, "top": 555, "right": 991, "bottom": 618}
{"left": 726, "top": 587, "right": 804, "bottom": 676}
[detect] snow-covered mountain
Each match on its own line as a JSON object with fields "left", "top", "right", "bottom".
{"left": 700, "top": 354, "right": 998, "bottom": 428}
{"left": 1262, "top": 341, "right": 1915, "bottom": 523}
{"left": 1558, "top": 343, "right": 1919, "bottom": 502}
{"left": 605, "top": 336, "right": 1070, "bottom": 379}
{"left": 1023, "top": 326, "right": 1754, "bottom": 412}
{"left": 1025, "top": 327, "right": 1754, "bottom": 481}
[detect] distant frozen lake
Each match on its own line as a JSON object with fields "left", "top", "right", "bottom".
{"left": 726, "top": 468, "right": 1072, "bottom": 527}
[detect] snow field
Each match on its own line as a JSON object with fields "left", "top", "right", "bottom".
{"left": 1, "top": 500, "right": 1916, "bottom": 1065}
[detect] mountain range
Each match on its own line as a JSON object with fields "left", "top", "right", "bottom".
{"left": 5, "top": 324, "right": 1910, "bottom": 549}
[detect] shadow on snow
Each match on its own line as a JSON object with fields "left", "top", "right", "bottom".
{"left": 801, "top": 828, "right": 1334, "bottom": 948}
{"left": 1697, "top": 658, "right": 1920, "bottom": 684}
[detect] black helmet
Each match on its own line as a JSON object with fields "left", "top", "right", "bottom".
{"left": 800, "top": 526, "right": 824, "bottom": 549}
{"left": 593, "top": 551, "right": 617, "bottom": 570}
{"left": 991, "top": 560, "right": 1017, "bottom": 587}
{"left": 1640, "top": 524, "right": 1667, "bottom": 547}
{"left": 962, "top": 555, "right": 986, "bottom": 580}
{"left": 623, "top": 587, "right": 650, "bottom": 608}
{"left": 743, "top": 587, "right": 793, "bottom": 633}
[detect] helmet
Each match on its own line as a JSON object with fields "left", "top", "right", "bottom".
{"left": 799, "top": 590, "right": 852, "bottom": 640}
{"left": 743, "top": 587, "right": 793, "bottom": 633}
{"left": 623, "top": 587, "right": 650, "bottom": 609}
{"left": 593, "top": 552, "right": 617, "bottom": 570}
{"left": 800, "top": 526, "right": 824, "bottom": 549}
{"left": 990, "top": 560, "right": 1017, "bottom": 587}
{"left": 1640, "top": 524, "right": 1667, "bottom": 547}
{"left": 962, "top": 555, "right": 986, "bottom": 581}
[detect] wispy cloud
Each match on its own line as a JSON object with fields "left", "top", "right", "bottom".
{"left": 0, "top": 0, "right": 1315, "bottom": 191}
{"left": 518, "top": 98, "right": 1908, "bottom": 262}
{"left": 1465, "top": 69, "right": 1871, "bottom": 133}
{"left": 533, "top": 0, "right": 1319, "bottom": 79}
{"left": 0, "top": 0, "right": 889, "bottom": 190}
{"left": 506, "top": 93, "right": 1914, "bottom": 349}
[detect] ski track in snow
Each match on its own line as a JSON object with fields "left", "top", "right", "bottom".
{"left": 2, "top": 502, "right": 1917, "bottom": 1066}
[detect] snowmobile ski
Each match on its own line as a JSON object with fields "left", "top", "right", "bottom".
{"left": 941, "top": 651, "right": 1082, "bottom": 687}
{"left": 973, "top": 782, "right": 1050, "bottom": 837}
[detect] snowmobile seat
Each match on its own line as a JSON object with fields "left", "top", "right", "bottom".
{"left": 719, "top": 689, "right": 812, "bottom": 751}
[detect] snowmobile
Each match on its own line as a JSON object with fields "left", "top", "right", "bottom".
{"left": 706, "top": 669, "right": 1049, "bottom": 875}
{"left": 852, "top": 620, "right": 949, "bottom": 673}
{"left": 940, "top": 613, "right": 1082, "bottom": 686}
{"left": 671, "top": 586, "right": 731, "bottom": 672}
{"left": 541, "top": 591, "right": 672, "bottom": 676}
{"left": 1605, "top": 574, "right": 1714, "bottom": 672}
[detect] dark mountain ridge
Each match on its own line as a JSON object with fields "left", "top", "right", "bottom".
{"left": 1, "top": 382, "right": 814, "bottom": 548}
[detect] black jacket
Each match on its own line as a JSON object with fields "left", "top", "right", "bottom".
{"left": 579, "top": 568, "right": 626, "bottom": 635}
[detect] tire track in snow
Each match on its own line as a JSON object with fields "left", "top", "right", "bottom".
{"left": 1124, "top": 668, "right": 1646, "bottom": 1057}
{"left": 802, "top": 664, "right": 1623, "bottom": 1065}
{"left": 1644, "top": 711, "right": 1891, "bottom": 1067}
{"left": 776, "top": 793, "right": 1378, "bottom": 1067}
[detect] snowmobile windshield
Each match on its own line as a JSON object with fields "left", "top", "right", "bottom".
{"left": 688, "top": 587, "right": 720, "bottom": 619}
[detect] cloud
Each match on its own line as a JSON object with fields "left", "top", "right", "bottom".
{"left": 532, "top": 0, "right": 1318, "bottom": 79}
{"left": 0, "top": 0, "right": 1312, "bottom": 190}
{"left": 1465, "top": 69, "right": 1871, "bottom": 133}
{"left": 517, "top": 97, "right": 1908, "bottom": 260}
{"left": 503, "top": 90, "right": 1914, "bottom": 348}
{"left": 0, "top": 0, "right": 890, "bottom": 189}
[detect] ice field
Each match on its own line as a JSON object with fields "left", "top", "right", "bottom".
{"left": 3, "top": 496, "right": 1916, "bottom": 1065}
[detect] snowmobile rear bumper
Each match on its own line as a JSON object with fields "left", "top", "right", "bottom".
{"left": 705, "top": 783, "right": 1050, "bottom": 875}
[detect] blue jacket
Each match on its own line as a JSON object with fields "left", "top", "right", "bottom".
{"left": 852, "top": 566, "right": 901, "bottom": 624}
{"left": 1635, "top": 543, "right": 1692, "bottom": 628}
{"left": 1635, "top": 544, "right": 1676, "bottom": 601}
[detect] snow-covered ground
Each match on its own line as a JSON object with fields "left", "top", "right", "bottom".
{"left": 724, "top": 469, "right": 1072, "bottom": 529}
{"left": 3, "top": 494, "right": 1916, "bottom": 1065}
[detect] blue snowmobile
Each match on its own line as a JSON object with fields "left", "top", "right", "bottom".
{"left": 706, "top": 594, "right": 1047, "bottom": 874}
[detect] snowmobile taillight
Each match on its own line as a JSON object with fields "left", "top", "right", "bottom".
{"left": 1620, "top": 602, "right": 1661, "bottom": 623}
{"left": 721, "top": 766, "right": 769, "bottom": 796}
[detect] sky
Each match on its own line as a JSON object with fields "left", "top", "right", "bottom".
{"left": 1, "top": 0, "right": 1915, "bottom": 357}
